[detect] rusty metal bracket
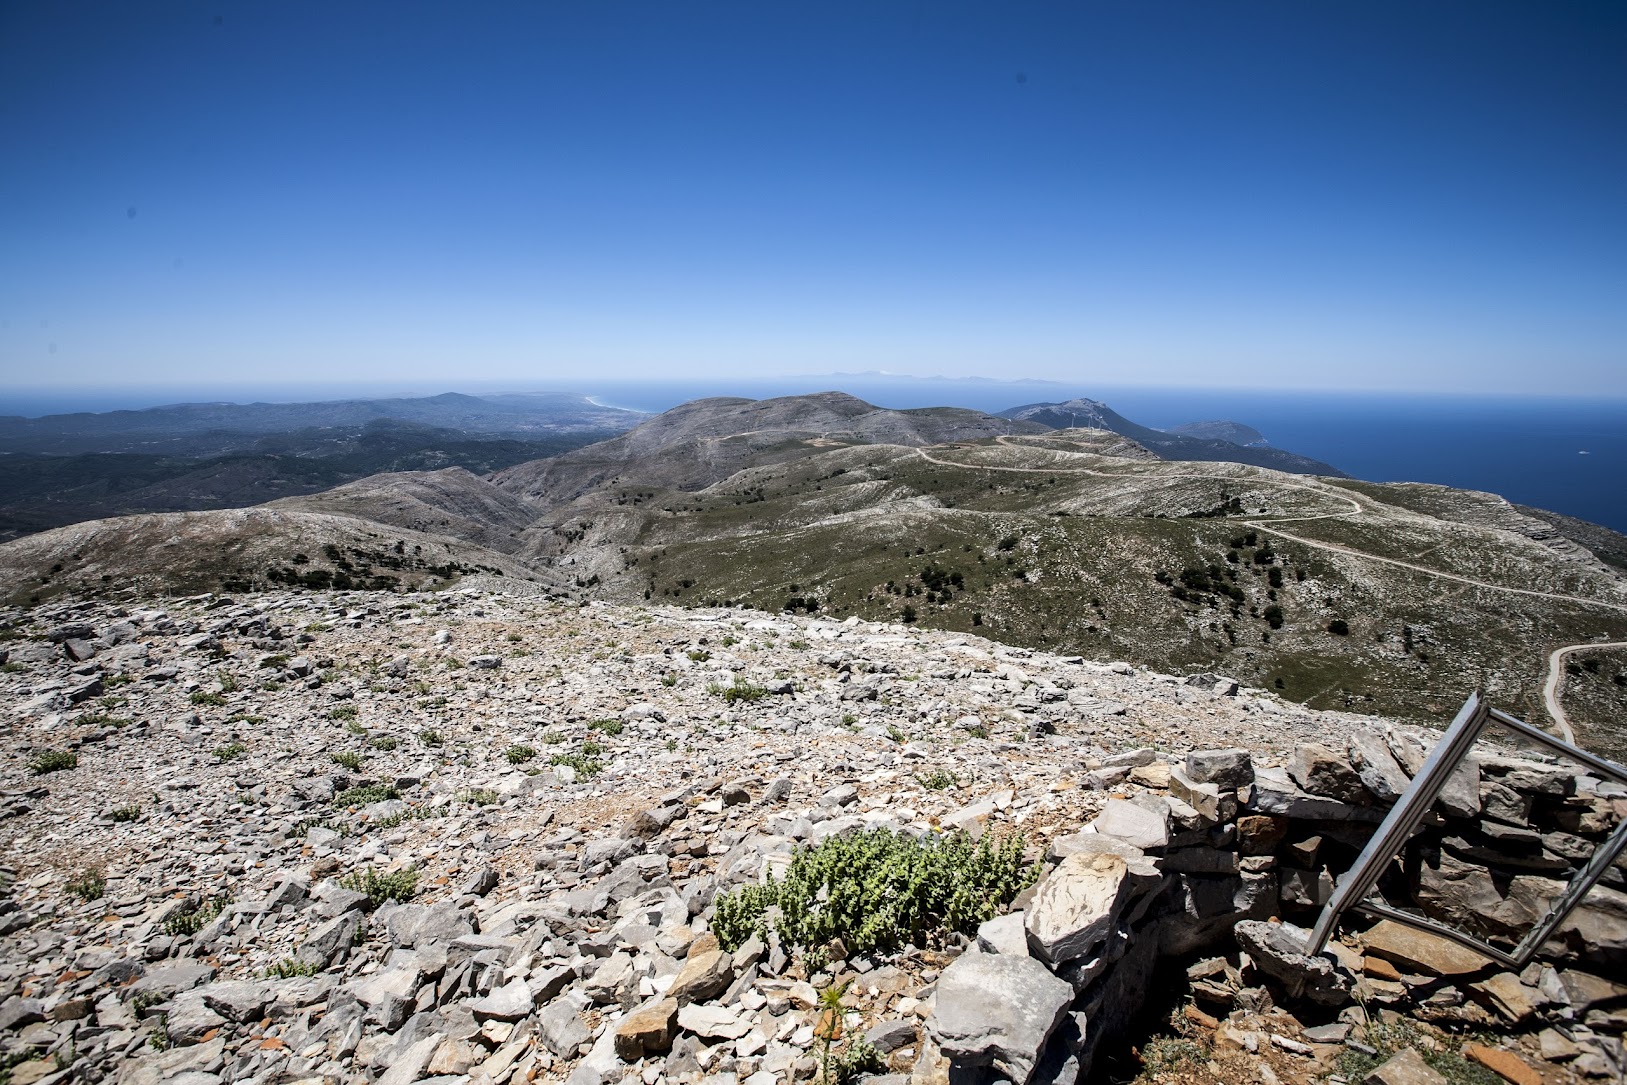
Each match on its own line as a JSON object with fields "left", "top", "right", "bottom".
{"left": 1307, "top": 691, "right": 1627, "bottom": 969}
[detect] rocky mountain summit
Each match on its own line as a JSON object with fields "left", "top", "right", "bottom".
{"left": 1, "top": 587, "right": 1623, "bottom": 1085}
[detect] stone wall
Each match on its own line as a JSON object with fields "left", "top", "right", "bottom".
{"left": 922, "top": 729, "right": 1627, "bottom": 1084}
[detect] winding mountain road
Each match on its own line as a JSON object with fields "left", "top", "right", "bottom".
{"left": 914, "top": 436, "right": 1627, "bottom": 740}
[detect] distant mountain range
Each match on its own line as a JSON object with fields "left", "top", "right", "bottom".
{"left": 0, "top": 393, "right": 644, "bottom": 541}
{"left": 5, "top": 390, "right": 1626, "bottom": 748}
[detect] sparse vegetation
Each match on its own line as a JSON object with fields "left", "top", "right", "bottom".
{"left": 337, "top": 866, "right": 418, "bottom": 908}
{"left": 65, "top": 869, "right": 106, "bottom": 902}
{"left": 549, "top": 750, "right": 604, "bottom": 778}
{"left": 189, "top": 690, "right": 226, "bottom": 707}
{"left": 30, "top": 750, "right": 77, "bottom": 775}
{"left": 264, "top": 957, "right": 320, "bottom": 978}
{"left": 328, "top": 705, "right": 358, "bottom": 720}
{"left": 334, "top": 783, "right": 399, "bottom": 806}
{"left": 588, "top": 717, "right": 624, "bottom": 735}
{"left": 418, "top": 729, "right": 444, "bottom": 746}
{"left": 707, "top": 676, "right": 769, "bottom": 703}
{"left": 458, "top": 787, "right": 500, "bottom": 805}
{"left": 163, "top": 894, "right": 228, "bottom": 936}
{"left": 330, "top": 751, "right": 363, "bottom": 771}
{"left": 109, "top": 804, "right": 142, "bottom": 822}
{"left": 213, "top": 742, "right": 247, "bottom": 762}
{"left": 505, "top": 743, "right": 536, "bottom": 764}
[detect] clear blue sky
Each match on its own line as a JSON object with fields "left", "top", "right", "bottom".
{"left": 1, "top": 1, "right": 1623, "bottom": 394}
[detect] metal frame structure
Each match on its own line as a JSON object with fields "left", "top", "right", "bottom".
{"left": 1307, "top": 691, "right": 1627, "bottom": 969}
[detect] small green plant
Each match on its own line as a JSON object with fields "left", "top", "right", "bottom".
{"left": 369, "top": 735, "right": 398, "bottom": 751}
{"left": 506, "top": 632, "right": 522, "bottom": 642}
{"left": 1137, "top": 1036, "right": 1205, "bottom": 1078}
{"left": 189, "top": 690, "right": 226, "bottom": 707}
{"left": 65, "top": 869, "right": 106, "bottom": 902}
{"left": 710, "top": 828, "right": 1036, "bottom": 959}
{"left": 549, "top": 751, "right": 604, "bottom": 778}
{"left": 721, "top": 634, "right": 739, "bottom": 647}
{"left": 213, "top": 742, "right": 247, "bottom": 762}
{"left": 886, "top": 725, "right": 906, "bottom": 744}
{"left": 109, "top": 804, "right": 142, "bottom": 823}
{"left": 30, "top": 750, "right": 77, "bottom": 775}
{"left": 707, "top": 676, "right": 769, "bottom": 704}
{"left": 418, "top": 729, "right": 443, "bottom": 746}
{"left": 915, "top": 770, "right": 960, "bottom": 790}
{"left": 541, "top": 728, "right": 565, "bottom": 744}
{"left": 263, "top": 957, "right": 319, "bottom": 978}
{"left": 75, "top": 710, "right": 131, "bottom": 728}
{"left": 789, "top": 639, "right": 810, "bottom": 650}
{"left": 345, "top": 720, "right": 366, "bottom": 736}
{"left": 661, "top": 672, "right": 679, "bottom": 687}
{"left": 147, "top": 1012, "right": 170, "bottom": 1050}
{"left": 589, "top": 718, "right": 624, "bottom": 735}
{"left": 458, "top": 787, "right": 500, "bottom": 805}
{"left": 505, "top": 743, "right": 536, "bottom": 764}
{"left": 163, "top": 894, "right": 228, "bottom": 936}
{"left": 687, "top": 649, "right": 711, "bottom": 662}
{"left": 330, "top": 751, "right": 363, "bottom": 771}
{"left": 665, "top": 738, "right": 678, "bottom": 751}
{"left": 218, "top": 672, "right": 239, "bottom": 694}
{"left": 1333, "top": 1012, "right": 1502, "bottom": 1085}
{"left": 338, "top": 866, "right": 418, "bottom": 908}
{"left": 328, "top": 705, "right": 358, "bottom": 720}
{"left": 334, "top": 784, "right": 399, "bottom": 806}
{"left": 259, "top": 654, "right": 288, "bottom": 668}
{"left": 580, "top": 738, "right": 604, "bottom": 756}
{"left": 812, "top": 982, "right": 883, "bottom": 1085}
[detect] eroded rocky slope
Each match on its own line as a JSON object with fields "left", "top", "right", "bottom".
{"left": 1, "top": 588, "right": 1623, "bottom": 1085}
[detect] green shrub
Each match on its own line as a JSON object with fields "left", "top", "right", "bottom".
{"left": 30, "top": 750, "right": 77, "bottom": 775}
{"left": 369, "top": 735, "right": 398, "bottom": 751}
{"left": 589, "top": 718, "right": 624, "bottom": 735}
{"left": 687, "top": 649, "right": 711, "bottom": 662}
{"left": 330, "top": 751, "right": 363, "bottom": 771}
{"left": 328, "top": 705, "right": 358, "bottom": 721}
{"left": 711, "top": 828, "right": 1036, "bottom": 960}
{"left": 263, "top": 957, "right": 319, "bottom": 978}
{"left": 213, "top": 742, "right": 247, "bottom": 762}
{"left": 163, "top": 894, "right": 228, "bottom": 936}
{"left": 189, "top": 691, "right": 226, "bottom": 707}
{"left": 418, "top": 729, "right": 443, "bottom": 746}
{"left": 109, "top": 805, "right": 142, "bottom": 823}
{"left": 338, "top": 866, "right": 418, "bottom": 908}
{"left": 541, "top": 729, "right": 565, "bottom": 744}
{"left": 915, "top": 770, "right": 959, "bottom": 790}
{"left": 65, "top": 869, "right": 106, "bottom": 902}
{"left": 345, "top": 720, "right": 365, "bottom": 736}
{"left": 549, "top": 751, "right": 604, "bottom": 778}
{"left": 334, "top": 784, "right": 399, "bottom": 806}
{"left": 505, "top": 743, "right": 536, "bottom": 764}
{"left": 707, "top": 676, "right": 769, "bottom": 703}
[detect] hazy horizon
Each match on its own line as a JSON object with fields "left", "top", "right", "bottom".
{"left": 3, "top": 3, "right": 1624, "bottom": 396}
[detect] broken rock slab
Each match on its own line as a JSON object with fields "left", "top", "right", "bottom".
{"left": 1234, "top": 920, "right": 1354, "bottom": 1006}
{"left": 1363, "top": 1046, "right": 1447, "bottom": 1085}
{"left": 1024, "top": 851, "right": 1161, "bottom": 966}
{"left": 926, "top": 950, "right": 1073, "bottom": 1085}
{"left": 1088, "top": 798, "right": 1169, "bottom": 851}
{"left": 1360, "top": 919, "right": 1495, "bottom": 977}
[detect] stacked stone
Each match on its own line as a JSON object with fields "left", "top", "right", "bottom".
{"left": 923, "top": 737, "right": 1627, "bottom": 1084}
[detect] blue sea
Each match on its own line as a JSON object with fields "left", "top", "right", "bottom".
{"left": 4, "top": 376, "right": 1625, "bottom": 534}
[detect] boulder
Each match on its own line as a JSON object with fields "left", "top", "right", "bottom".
{"left": 1088, "top": 799, "right": 1168, "bottom": 851}
{"left": 1024, "top": 852, "right": 1160, "bottom": 965}
{"left": 1168, "top": 765, "right": 1236, "bottom": 823}
{"left": 1348, "top": 727, "right": 1413, "bottom": 802}
{"left": 927, "top": 951, "right": 1073, "bottom": 1085}
{"left": 1288, "top": 744, "right": 1369, "bottom": 804}
{"left": 1185, "top": 748, "right": 1253, "bottom": 789}
{"left": 614, "top": 998, "right": 678, "bottom": 1060}
{"left": 666, "top": 947, "right": 734, "bottom": 1005}
{"left": 1233, "top": 920, "right": 1353, "bottom": 1005}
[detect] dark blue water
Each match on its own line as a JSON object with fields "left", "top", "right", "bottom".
{"left": 5, "top": 377, "right": 1624, "bottom": 534}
